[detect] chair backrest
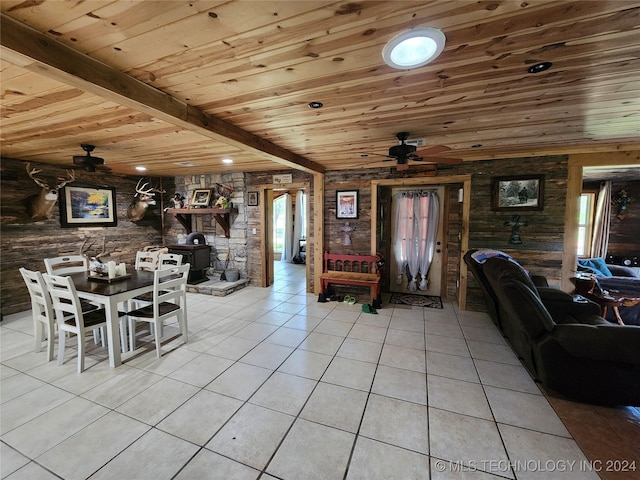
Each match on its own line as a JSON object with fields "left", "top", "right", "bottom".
{"left": 155, "top": 263, "right": 190, "bottom": 306}
{"left": 158, "top": 253, "right": 183, "bottom": 269}
{"left": 135, "top": 250, "right": 159, "bottom": 271}
{"left": 42, "top": 273, "right": 84, "bottom": 328}
{"left": 20, "top": 267, "right": 53, "bottom": 321}
{"left": 44, "top": 255, "right": 88, "bottom": 276}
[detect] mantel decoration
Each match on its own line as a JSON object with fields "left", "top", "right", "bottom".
{"left": 59, "top": 184, "right": 117, "bottom": 227}
{"left": 492, "top": 175, "right": 544, "bottom": 211}
{"left": 190, "top": 189, "right": 212, "bottom": 207}
{"left": 612, "top": 188, "right": 635, "bottom": 220}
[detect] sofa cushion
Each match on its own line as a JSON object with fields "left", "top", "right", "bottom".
{"left": 578, "top": 257, "right": 613, "bottom": 277}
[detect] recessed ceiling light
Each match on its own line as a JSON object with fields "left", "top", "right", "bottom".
{"left": 175, "top": 161, "right": 198, "bottom": 167}
{"left": 527, "top": 62, "right": 552, "bottom": 74}
{"left": 308, "top": 101, "right": 323, "bottom": 109}
{"left": 222, "top": 158, "right": 234, "bottom": 164}
{"left": 135, "top": 166, "right": 147, "bottom": 171}
{"left": 382, "top": 27, "right": 446, "bottom": 69}
{"left": 471, "top": 144, "right": 483, "bottom": 148}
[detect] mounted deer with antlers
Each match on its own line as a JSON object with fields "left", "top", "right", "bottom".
{"left": 25, "top": 163, "right": 75, "bottom": 220}
{"left": 127, "top": 179, "right": 165, "bottom": 222}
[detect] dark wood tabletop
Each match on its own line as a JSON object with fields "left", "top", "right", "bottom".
{"left": 69, "top": 268, "right": 155, "bottom": 296}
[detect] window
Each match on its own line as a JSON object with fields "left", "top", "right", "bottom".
{"left": 577, "top": 192, "right": 596, "bottom": 257}
{"left": 273, "top": 195, "right": 286, "bottom": 254}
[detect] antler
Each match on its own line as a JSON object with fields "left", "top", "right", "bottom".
{"left": 56, "top": 170, "right": 75, "bottom": 189}
{"left": 95, "top": 236, "right": 122, "bottom": 261}
{"left": 134, "top": 178, "right": 165, "bottom": 197}
{"left": 79, "top": 238, "right": 94, "bottom": 258}
{"left": 26, "top": 163, "right": 49, "bottom": 188}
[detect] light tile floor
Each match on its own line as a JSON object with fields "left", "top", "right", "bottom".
{"left": 0, "top": 262, "right": 617, "bottom": 479}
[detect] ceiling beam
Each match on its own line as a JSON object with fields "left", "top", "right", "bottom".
{"left": 0, "top": 14, "right": 324, "bottom": 175}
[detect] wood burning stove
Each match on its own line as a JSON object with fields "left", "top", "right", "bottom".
{"left": 168, "top": 244, "right": 211, "bottom": 284}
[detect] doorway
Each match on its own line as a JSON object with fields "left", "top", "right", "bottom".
{"left": 389, "top": 186, "right": 445, "bottom": 297}
{"left": 371, "top": 175, "right": 471, "bottom": 308}
{"left": 261, "top": 185, "right": 309, "bottom": 291}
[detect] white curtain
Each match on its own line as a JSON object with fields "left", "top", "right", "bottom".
{"left": 292, "top": 190, "right": 306, "bottom": 258}
{"left": 590, "top": 180, "right": 611, "bottom": 258}
{"left": 418, "top": 192, "right": 439, "bottom": 290}
{"left": 393, "top": 192, "right": 411, "bottom": 284}
{"left": 393, "top": 190, "right": 439, "bottom": 291}
{"left": 280, "top": 193, "right": 294, "bottom": 262}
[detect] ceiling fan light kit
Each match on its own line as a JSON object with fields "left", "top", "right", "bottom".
{"left": 382, "top": 27, "right": 446, "bottom": 69}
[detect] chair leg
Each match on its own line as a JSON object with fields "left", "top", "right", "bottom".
{"left": 77, "top": 332, "right": 85, "bottom": 373}
{"left": 46, "top": 321, "right": 55, "bottom": 362}
{"left": 34, "top": 317, "right": 44, "bottom": 353}
{"left": 129, "top": 318, "right": 136, "bottom": 352}
{"left": 178, "top": 311, "right": 188, "bottom": 344}
{"left": 153, "top": 321, "right": 162, "bottom": 358}
{"left": 57, "top": 328, "right": 66, "bottom": 366}
{"left": 119, "top": 319, "right": 128, "bottom": 353}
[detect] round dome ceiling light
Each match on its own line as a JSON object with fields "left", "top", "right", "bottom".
{"left": 382, "top": 27, "right": 446, "bottom": 69}
{"left": 527, "top": 62, "right": 552, "bottom": 74}
{"left": 308, "top": 101, "right": 323, "bottom": 109}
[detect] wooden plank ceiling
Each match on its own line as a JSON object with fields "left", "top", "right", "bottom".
{"left": 1, "top": 0, "right": 639, "bottom": 177}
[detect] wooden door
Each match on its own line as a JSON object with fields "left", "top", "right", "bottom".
{"left": 389, "top": 186, "right": 445, "bottom": 297}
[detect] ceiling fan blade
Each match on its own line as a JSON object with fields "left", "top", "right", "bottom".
{"left": 414, "top": 145, "right": 451, "bottom": 156}
{"left": 415, "top": 156, "right": 463, "bottom": 164}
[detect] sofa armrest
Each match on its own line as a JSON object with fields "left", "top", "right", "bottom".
{"left": 551, "top": 324, "right": 640, "bottom": 364}
{"left": 598, "top": 276, "right": 640, "bottom": 295}
{"left": 607, "top": 264, "right": 640, "bottom": 278}
{"left": 537, "top": 287, "right": 601, "bottom": 321}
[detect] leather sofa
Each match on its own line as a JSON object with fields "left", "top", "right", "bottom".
{"left": 465, "top": 250, "right": 640, "bottom": 405}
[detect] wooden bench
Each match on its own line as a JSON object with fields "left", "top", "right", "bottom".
{"left": 320, "top": 252, "right": 382, "bottom": 307}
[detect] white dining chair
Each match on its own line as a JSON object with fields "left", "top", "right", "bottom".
{"left": 44, "top": 255, "right": 106, "bottom": 346}
{"left": 135, "top": 250, "right": 159, "bottom": 271}
{"left": 43, "top": 273, "right": 109, "bottom": 373}
{"left": 44, "top": 255, "right": 88, "bottom": 276}
{"left": 158, "top": 253, "right": 183, "bottom": 269}
{"left": 19, "top": 268, "right": 56, "bottom": 361}
{"left": 127, "top": 263, "right": 190, "bottom": 357}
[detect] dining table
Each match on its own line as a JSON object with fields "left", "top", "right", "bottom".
{"left": 69, "top": 268, "right": 155, "bottom": 367}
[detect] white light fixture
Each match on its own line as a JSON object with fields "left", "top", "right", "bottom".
{"left": 382, "top": 27, "right": 445, "bottom": 69}
{"left": 135, "top": 166, "right": 147, "bottom": 171}
{"left": 222, "top": 158, "right": 234, "bottom": 164}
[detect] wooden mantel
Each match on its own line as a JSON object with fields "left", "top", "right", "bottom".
{"left": 166, "top": 207, "right": 238, "bottom": 237}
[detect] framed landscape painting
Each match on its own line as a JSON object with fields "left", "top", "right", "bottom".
{"left": 492, "top": 175, "right": 544, "bottom": 211}
{"left": 59, "top": 184, "right": 117, "bottom": 227}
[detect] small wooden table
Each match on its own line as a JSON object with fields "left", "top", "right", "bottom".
{"left": 583, "top": 291, "right": 640, "bottom": 325}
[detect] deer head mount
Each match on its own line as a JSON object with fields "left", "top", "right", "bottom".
{"left": 126, "top": 179, "right": 165, "bottom": 222}
{"left": 25, "top": 163, "right": 75, "bottom": 220}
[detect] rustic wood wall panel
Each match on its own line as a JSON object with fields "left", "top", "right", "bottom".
{"left": 1, "top": 157, "right": 171, "bottom": 316}
{"left": 604, "top": 180, "right": 640, "bottom": 258}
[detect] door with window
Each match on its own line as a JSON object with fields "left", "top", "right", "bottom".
{"left": 389, "top": 186, "right": 445, "bottom": 296}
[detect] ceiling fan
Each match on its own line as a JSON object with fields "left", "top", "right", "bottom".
{"left": 72, "top": 144, "right": 109, "bottom": 172}
{"left": 362, "top": 132, "right": 462, "bottom": 171}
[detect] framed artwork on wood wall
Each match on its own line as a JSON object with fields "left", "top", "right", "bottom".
{"left": 492, "top": 174, "right": 544, "bottom": 211}
{"left": 336, "top": 190, "right": 359, "bottom": 219}
{"left": 247, "top": 191, "right": 259, "bottom": 206}
{"left": 59, "top": 184, "right": 117, "bottom": 227}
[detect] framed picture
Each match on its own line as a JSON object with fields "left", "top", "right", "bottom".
{"left": 336, "top": 190, "right": 359, "bottom": 219}
{"left": 492, "top": 175, "right": 544, "bottom": 211}
{"left": 247, "top": 191, "right": 259, "bottom": 206}
{"left": 59, "top": 184, "right": 117, "bottom": 227}
{"left": 191, "top": 189, "right": 212, "bottom": 207}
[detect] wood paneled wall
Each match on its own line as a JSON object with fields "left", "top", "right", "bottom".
{"left": 607, "top": 180, "right": 640, "bottom": 258}
{"left": 1, "top": 157, "right": 171, "bottom": 316}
